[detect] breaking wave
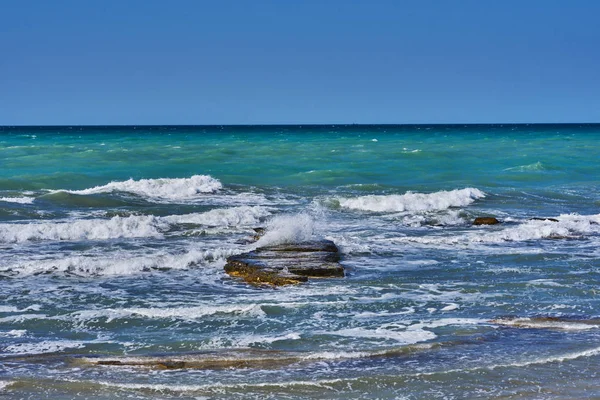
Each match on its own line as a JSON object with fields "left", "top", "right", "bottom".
{"left": 396, "top": 213, "right": 600, "bottom": 246}
{"left": 336, "top": 188, "right": 485, "bottom": 213}
{"left": 0, "top": 247, "right": 237, "bottom": 277}
{"left": 255, "top": 213, "right": 315, "bottom": 247}
{"left": 58, "top": 175, "right": 222, "bottom": 201}
{"left": 0, "top": 206, "right": 270, "bottom": 243}
{"left": 0, "top": 196, "right": 35, "bottom": 204}
{"left": 0, "top": 215, "right": 165, "bottom": 243}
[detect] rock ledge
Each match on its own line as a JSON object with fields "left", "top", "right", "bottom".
{"left": 224, "top": 239, "right": 344, "bottom": 286}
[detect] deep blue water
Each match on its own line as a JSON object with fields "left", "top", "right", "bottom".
{"left": 1, "top": 124, "right": 600, "bottom": 399}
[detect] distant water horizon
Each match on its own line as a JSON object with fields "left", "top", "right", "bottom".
{"left": 2, "top": 122, "right": 600, "bottom": 128}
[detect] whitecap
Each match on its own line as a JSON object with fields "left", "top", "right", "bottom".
{"left": 57, "top": 175, "right": 222, "bottom": 201}
{"left": 0, "top": 215, "right": 165, "bottom": 243}
{"left": 0, "top": 206, "right": 270, "bottom": 244}
{"left": 164, "top": 206, "right": 271, "bottom": 227}
{"left": 336, "top": 188, "right": 485, "bottom": 213}
{"left": 503, "top": 161, "right": 545, "bottom": 172}
{"left": 2, "top": 340, "right": 85, "bottom": 356}
{"left": 0, "top": 196, "right": 35, "bottom": 204}
{"left": 0, "top": 330, "right": 27, "bottom": 338}
{"left": 1, "top": 247, "right": 237, "bottom": 277}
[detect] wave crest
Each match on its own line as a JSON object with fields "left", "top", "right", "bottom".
{"left": 61, "top": 175, "right": 222, "bottom": 201}
{"left": 336, "top": 188, "right": 485, "bottom": 213}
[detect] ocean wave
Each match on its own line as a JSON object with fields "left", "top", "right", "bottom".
{"left": 164, "top": 206, "right": 271, "bottom": 227}
{"left": 0, "top": 215, "right": 165, "bottom": 243}
{"left": 58, "top": 175, "right": 222, "bottom": 201}
{"left": 396, "top": 213, "right": 600, "bottom": 247}
{"left": 0, "top": 206, "right": 270, "bottom": 243}
{"left": 336, "top": 188, "right": 485, "bottom": 213}
{"left": 0, "top": 247, "right": 237, "bottom": 277}
{"left": 0, "top": 196, "right": 35, "bottom": 204}
{"left": 503, "top": 161, "right": 545, "bottom": 172}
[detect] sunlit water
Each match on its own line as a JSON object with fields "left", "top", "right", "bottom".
{"left": 1, "top": 124, "right": 600, "bottom": 399}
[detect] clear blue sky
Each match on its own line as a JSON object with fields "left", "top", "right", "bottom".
{"left": 1, "top": 0, "right": 599, "bottom": 125}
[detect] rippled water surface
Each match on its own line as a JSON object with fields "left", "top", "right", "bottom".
{"left": 1, "top": 124, "right": 600, "bottom": 399}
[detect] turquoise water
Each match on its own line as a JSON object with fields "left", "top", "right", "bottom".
{"left": 1, "top": 124, "right": 600, "bottom": 399}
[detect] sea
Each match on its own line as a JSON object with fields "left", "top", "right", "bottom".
{"left": 1, "top": 124, "right": 599, "bottom": 399}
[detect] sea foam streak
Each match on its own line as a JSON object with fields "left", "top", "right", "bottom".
{"left": 2, "top": 340, "right": 86, "bottom": 356}
{"left": 60, "top": 175, "right": 222, "bottom": 200}
{"left": 337, "top": 188, "right": 485, "bottom": 212}
{"left": 69, "top": 304, "right": 265, "bottom": 323}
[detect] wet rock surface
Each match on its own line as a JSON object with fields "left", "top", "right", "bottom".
{"left": 224, "top": 239, "right": 344, "bottom": 286}
{"left": 473, "top": 217, "right": 501, "bottom": 225}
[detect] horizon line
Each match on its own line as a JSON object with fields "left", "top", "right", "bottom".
{"left": 2, "top": 122, "right": 600, "bottom": 128}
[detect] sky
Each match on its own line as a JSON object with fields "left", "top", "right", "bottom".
{"left": 1, "top": 0, "right": 599, "bottom": 125}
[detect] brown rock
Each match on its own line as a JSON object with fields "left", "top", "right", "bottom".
{"left": 473, "top": 217, "right": 500, "bottom": 225}
{"left": 224, "top": 240, "right": 344, "bottom": 287}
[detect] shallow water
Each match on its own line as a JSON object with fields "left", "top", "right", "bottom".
{"left": 1, "top": 124, "right": 600, "bottom": 399}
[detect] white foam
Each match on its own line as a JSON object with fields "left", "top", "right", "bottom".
{"left": 69, "top": 304, "right": 265, "bottom": 323}
{"left": 0, "top": 314, "right": 47, "bottom": 323}
{"left": 78, "top": 377, "right": 353, "bottom": 393}
{"left": 164, "top": 206, "right": 270, "bottom": 227}
{"left": 0, "top": 305, "right": 41, "bottom": 312}
{"left": 396, "top": 213, "right": 600, "bottom": 247}
{"left": 413, "top": 346, "right": 600, "bottom": 378}
{"left": 504, "top": 161, "right": 545, "bottom": 172}
{"left": 440, "top": 303, "right": 460, "bottom": 311}
{"left": 0, "top": 381, "right": 14, "bottom": 391}
{"left": 2, "top": 340, "right": 85, "bottom": 356}
{"left": 325, "top": 324, "right": 436, "bottom": 345}
{"left": 1, "top": 247, "right": 236, "bottom": 277}
{"left": 411, "top": 318, "right": 487, "bottom": 329}
{"left": 0, "top": 330, "right": 27, "bottom": 338}
{"left": 255, "top": 213, "right": 315, "bottom": 247}
{"left": 337, "top": 188, "right": 485, "bottom": 213}
{"left": 0, "top": 215, "right": 165, "bottom": 243}
{"left": 59, "top": 175, "right": 222, "bottom": 200}
{"left": 0, "top": 206, "right": 269, "bottom": 244}
{"left": 0, "top": 196, "right": 35, "bottom": 204}
{"left": 222, "top": 332, "right": 302, "bottom": 348}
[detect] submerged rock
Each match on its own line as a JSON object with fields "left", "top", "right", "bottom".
{"left": 224, "top": 239, "right": 344, "bottom": 287}
{"left": 473, "top": 217, "right": 500, "bottom": 225}
{"left": 252, "top": 227, "right": 266, "bottom": 241}
{"left": 530, "top": 217, "right": 559, "bottom": 222}
{"left": 490, "top": 316, "right": 600, "bottom": 331}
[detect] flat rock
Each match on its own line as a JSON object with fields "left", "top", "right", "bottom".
{"left": 225, "top": 239, "right": 344, "bottom": 286}
{"left": 473, "top": 217, "right": 500, "bottom": 225}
